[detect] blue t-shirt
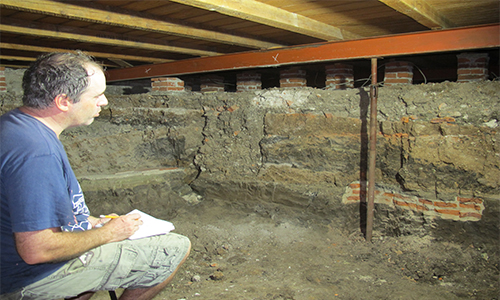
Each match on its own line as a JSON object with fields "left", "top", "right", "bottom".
{"left": 0, "top": 108, "right": 92, "bottom": 294}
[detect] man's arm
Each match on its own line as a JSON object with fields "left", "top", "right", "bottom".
{"left": 14, "top": 213, "right": 142, "bottom": 264}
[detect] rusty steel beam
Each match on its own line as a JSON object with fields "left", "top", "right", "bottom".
{"left": 106, "top": 24, "right": 499, "bottom": 82}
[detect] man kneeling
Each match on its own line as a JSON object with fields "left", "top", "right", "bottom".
{"left": 0, "top": 52, "right": 190, "bottom": 300}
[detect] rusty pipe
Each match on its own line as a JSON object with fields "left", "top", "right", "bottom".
{"left": 366, "top": 57, "right": 378, "bottom": 242}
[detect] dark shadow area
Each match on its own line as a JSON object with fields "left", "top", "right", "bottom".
{"left": 357, "top": 87, "right": 371, "bottom": 237}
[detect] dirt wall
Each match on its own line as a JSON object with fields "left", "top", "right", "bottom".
{"left": 1, "top": 82, "right": 499, "bottom": 233}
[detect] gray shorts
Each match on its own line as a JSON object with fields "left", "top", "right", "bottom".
{"left": 3, "top": 233, "right": 190, "bottom": 300}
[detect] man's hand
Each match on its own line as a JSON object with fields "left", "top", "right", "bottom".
{"left": 101, "top": 213, "right": 143, "bottom": 243}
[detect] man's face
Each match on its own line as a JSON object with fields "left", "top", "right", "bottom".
{"left": 69, "top": 64, "right": 108, "bottom": 127}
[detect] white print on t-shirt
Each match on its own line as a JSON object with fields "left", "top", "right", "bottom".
{"left": 61, "top": 184, "right": 91, "bottom": 232}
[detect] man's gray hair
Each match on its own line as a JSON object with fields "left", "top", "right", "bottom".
{"left": 22, "top": 51, "right": 103, "bottom": 109}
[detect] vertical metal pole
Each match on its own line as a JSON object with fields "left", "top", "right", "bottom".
{"left": 366, "top": 58, "right": 378, "bottom": 242}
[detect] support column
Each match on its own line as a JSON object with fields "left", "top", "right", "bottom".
{"left": 325, "top": 63, "right": 354, "bottom": 89}
{"left": 384, "top": 61, "right": 413, "bottom": 86}
{"left": 280, "top": 68, "right": 306, "bottom": 88}
{"left": 457, "top": 53, "right": 489, "bottom": 82}
{"left": 236, "top": 72, "right": 262, "bottom": 92}
{"left": 0, "top": 67, "right": 6, "bottom": 93}
{"left": 151, "top": 77, "right": 185, "bottom": 92}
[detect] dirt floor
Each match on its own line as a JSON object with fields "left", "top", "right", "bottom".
{"left": 89, "top": 198, "right": 499, "bottom": 300}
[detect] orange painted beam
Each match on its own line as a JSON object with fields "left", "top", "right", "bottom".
{"left": 106, "top": 24, "right": 499, "bottom": 82}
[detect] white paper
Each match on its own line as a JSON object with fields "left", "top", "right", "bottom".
{"left": 126, "top": 209, "right": 175, "bottom": 240}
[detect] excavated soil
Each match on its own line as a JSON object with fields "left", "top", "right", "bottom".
{"left": 89, "top": 198, "right": 498, "bottom": 300}
{"left": 1, "top": 81, "right": 499, "bottom": 300}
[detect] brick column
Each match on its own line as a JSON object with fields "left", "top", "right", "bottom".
{"left": 280, "top": 68, "right": 306, "bottom": 88}
{"left": 0, "top": 67, "right": 6, "bottom": 93}
{"left": 384, "top": 61, "right": 413, "bottom": 86}
{"left": 457, "top": 53, "right": 489, "bottom": 83}
{"left": 236, "top": 72, "right": 261, "bottom": 92}
{"left": 201, "top": 75, "right": 225, "bottom": 92}
{"left": 151, "top": 77, "right": 185, "bottom": 92}
{"left": 325, "top": 63, "right": 354, "bottom": 90}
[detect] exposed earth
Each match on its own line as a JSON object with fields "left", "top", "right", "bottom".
{"left": 1, "top": 78, "right": 498, "bottom": 300}
{"left": 89, "top": 197, "right": 498, "bottom": 300}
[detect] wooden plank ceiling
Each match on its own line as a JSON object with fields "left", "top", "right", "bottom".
{"left": 1, "top": 0, "right": 499, "bottom": 83}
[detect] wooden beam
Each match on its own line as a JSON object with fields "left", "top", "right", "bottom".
{"left": 0, "top": 42, "right": 173, "bottom": 64}
{"left": 108, "top": 58, "right": 134, "bottom": 68}
{"left": 106, "top": 24, "right": 500, "bottom": 82}
{"left": 0, "top": 0, "right": 284, "bottom": 49}
{"left": 0, "top": 55, "right": 36, "bottom": 61}
{"left": 0, "top": 19, "right": 221, "bottom": 57}
{"left": 170, "top": 0, "right": 344, "bottom": 41}
{"left": 379, "top": 0, "right": 456, "bottom": 29}
{"left": 0, "top": 64, "right": 29, "bottom": 68}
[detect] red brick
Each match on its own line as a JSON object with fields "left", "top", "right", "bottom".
{"left": 459, "top": 212, "right": 482, "bottom": 219}
{"left": 393, "top": 194, "right": 411, "bottom": 201}
{"left": 457, "top": 75, "right": 486, "bottom": 81}
{"left": 475, "top": 57, "right": 488, "bottom": 63}
{"left": 383, "top": 73, "right": 397, "bottom": 79}
{"left": 416, "top": 204, "right": 429, "bottom": 211}
{"left": 166, "top": 87, "right": 184, "bottom": 91}
{"left": 459, "top": 203, "right": 481, "bottom": 210}
{"left": 287, "top": 78, "right": 307, "bottom": 83}
{"left": 457, "top": 197, "right": 482, "bottom": 204}
{"left": 393, "top": 199, "right": 410, "bottom": 207}
{"left": 418, "top": 198, "right": 433, "bottom": 206}
{"left": 396, "top": 72, "right": 413, "bottom": 78}
{"left": 433, "top": 201, "right": 457, "bottom": 208}
{"left": 434, "top": 208, "right": 460, "bottom": 216}
{"left": 385, "top": 78, "right": 412, "bottom": 84}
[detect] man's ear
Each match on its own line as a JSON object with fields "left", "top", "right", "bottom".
{"left": 54, "top": 94, "right": 71, "bottom": 112}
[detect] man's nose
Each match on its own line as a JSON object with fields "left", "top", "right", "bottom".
{"left": 98, "top": 95, "right": 108, "bottom": 106}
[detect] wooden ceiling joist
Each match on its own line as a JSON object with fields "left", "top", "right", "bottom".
{"left": 0, "top": 0, "right": 498, "bottom": 75}
{"left": 169, "top": 0, "right": 345, "bottom": 41}
{"left": 0, "top": 55, "right": 36, "bottom": 62}
{"left": 0, "top": 43, "right": 173, "bottom": 64}
{"left": 0, "top": 20, "right": 221, "bottom": 57}
{"left": 0, "top": 0, "right": 285, "bottom": 50}
{"left": 105, "top": 24, "right": 500, "bottom": 82}
{"left": 379, "top": 0, "right": 456, "bottom": 29}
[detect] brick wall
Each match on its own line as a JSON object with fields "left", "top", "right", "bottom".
{"left": 0, "top": 67, "right": 6, "bottom": 93}
{"left": 151, "top": 77, "right": 185, "bottom": 92}
{"left": 325, "top": 63, "right": 354, "bottom": 90}
{"left": 342, "top": 181, "right": 484, "bottom": 221}
{"left": 237, "top": 72, "right": 262, "bottom": 92}
{"left": 384, "top": 61, "right": 413, "bottom": 86}
{"left": 457, "top": 53, "right": 489, "bottom": 82}
{"left": 280, "top": 68, "right": 306, "bottom": 88}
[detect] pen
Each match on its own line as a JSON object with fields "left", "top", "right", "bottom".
{"left": 100, "top": 215, "right": 119, "bottom": 219}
